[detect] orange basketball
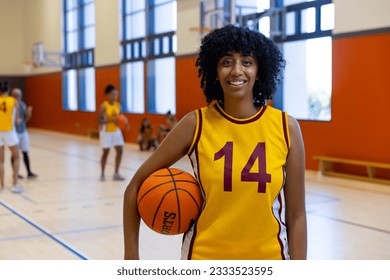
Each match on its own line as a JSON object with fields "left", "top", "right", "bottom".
{"left": 137, "top": 168, "right": 203, "bottom": 235}
{"left": 116, "top": 114, "right": 128, "bottom": 130}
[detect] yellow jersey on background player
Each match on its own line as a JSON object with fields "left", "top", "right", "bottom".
{"left": 101, "top": 100, "right": 121, "bottom": 133}
{"left": 0, "top": 95, "right": 17, "bottom": 132}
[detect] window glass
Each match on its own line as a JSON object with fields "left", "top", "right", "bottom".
{"left": 301, "top": 7, "right": 316, "bottom": 33}
{"left": 125, "top": 12, "right": 146, "bottom": 39}
{"left": 256, "top": 0, "right": 270, "bottom": 11}
{"left": 236, "top": 0, "right": 258, "bottom": 16}
{"left": 286, "top": 12, "right": 295, "bottom": 36}
{"left": 78, "top": 67, "right": 96, "bottom": 111}
{"left": 171, "top": 34, "right": 177, "bottom": 53}
{"left": 154, "top": 0, "right": 172, "bottom": 5}
{"left": 126, "top": 0, "right": 145, "bottom": 13}
{"left": 284, "top": 0, "right": 303, "bottom": 5}
{"left": 66, "top": 10, "right": 78, "bottom": 32}
{"left": 122, "top": 62, "right": 145, "bottom": 113}
{"left": 148, "top": 57, "right": 176, "bottom": 114}
{"left": 63, "top": 0, "right": 95, "bottom": 112}
{"left": 66, "top": 31, "right": 78, "bottom": 52}
{"left": 259, "top": 16, "right": 270, "bottom": 37}
{"left": 84, "top": 26, "right": 95, "bottom": 49}
{"left": 63, "top": 69, "right": 78, "bottom": 111}
{"left": 321, "top": 4, "right": 334, "bottom": 30}
{"left": 283, "top": 37, "right": 332, "bottom": 120}
{"left": 153, "top": 2, "right": 176, "bottom": 33}
{"left": 83, "top": 3, "right": 95, "bottom": 26}
{"left": 66, "top": 0, "right": 77, "bottom": 10}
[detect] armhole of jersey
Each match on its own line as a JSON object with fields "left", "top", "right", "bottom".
{"left": 186, "top": 109, "right": 202, "bottom": 156}
{"left": 282, "top": 112, "right": 291, "bottom": 150}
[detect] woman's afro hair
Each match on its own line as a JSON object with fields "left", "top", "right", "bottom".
{"left": 196, "top": 24, "right": 285, "bottom": 106}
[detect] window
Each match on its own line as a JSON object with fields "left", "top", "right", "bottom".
{"left": 121, "top": 0, "right": 177, "bottom": 114}
{"left": 200, "top": 0, "right": 334, "bottom": 121}
{"left": 278, "top": 0, "right": 333, "bottom": 121}
{"left": 63, "top": 0, "right": 96, "bottom": 112}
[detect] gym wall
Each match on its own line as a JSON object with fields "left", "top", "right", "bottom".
{"left": 0, "top": 0, "right": 388, "bottom": 174}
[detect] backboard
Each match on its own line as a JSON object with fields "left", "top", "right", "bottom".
{"left": 32, "top": 41, "right": 64, "bottom": 67}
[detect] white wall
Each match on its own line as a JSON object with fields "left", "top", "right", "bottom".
{"left": 176, "top": 0, "right": 201, "bottom": 56}
{"left": 94, "top": 0, "right": 120, "bottom": 66}
{"left": 0, "top": 0, "right": 390, "bottom": 76}
{"left": 333, "top": 0, "right": 390, "bottom": 34}
{"left": 0, "top": 0, "right": 26, "bottom": 74}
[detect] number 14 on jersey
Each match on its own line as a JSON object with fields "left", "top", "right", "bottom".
{"left": 214, "top": 142, "right": 271, "bottom": 193}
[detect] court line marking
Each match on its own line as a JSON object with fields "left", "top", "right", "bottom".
{"left": 55, "top": 224, "right": 122, "bottom": 235}
{"left": 309, "top": 212, "right": 390, "bottom": 235}
{"left": 0, "top": 225, "right": 122, "bottom": 242}
{"left": 0, "top": 233, "right": 43, "bottom": 242}
{"left": 30, "top": 140, "right": 139, "bottom": 172}
{"left": 0, "top": 200, "right": 90, "bottom": 260}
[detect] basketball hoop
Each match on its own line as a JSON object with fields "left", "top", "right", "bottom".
{"left": 21, "top": 61, "right": 35, "bottom": 73}
{"left": 31, "top": 41, "right": 64, "bottom": 68}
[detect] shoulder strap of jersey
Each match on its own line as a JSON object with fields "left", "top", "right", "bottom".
{"left": 187, "top": 109, "right": 202, "bottom": 156}
{"left": 282, "top": 111, "right": 290, "bottom": 150}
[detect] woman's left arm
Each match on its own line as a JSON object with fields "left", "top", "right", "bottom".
{"left": 284, "top": 116, "right": 307, "bottom": 260}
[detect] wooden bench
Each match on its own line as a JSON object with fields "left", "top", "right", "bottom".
{"left": 313, "top": 156, "right": 390, "bottom": 185}
{"left": 87, "top": 128, "right": 99, "bottom": 139}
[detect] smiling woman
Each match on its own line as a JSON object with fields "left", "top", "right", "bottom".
{"left": 123, "top": 25, "right": 307, "bottom": 260}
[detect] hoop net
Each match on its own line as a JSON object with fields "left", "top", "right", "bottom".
{"left": 22, "top": 61, "right": 35, "bottom": 73}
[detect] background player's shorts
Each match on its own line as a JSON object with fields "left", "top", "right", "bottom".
{"left": 17, "top": 131, "right": 30, "bottom": 152}
{"left": 0, "top": 130, "right": 19, "bottom": 147}
{"left": 99, "top": 129, "right": 124, "bottom": 148}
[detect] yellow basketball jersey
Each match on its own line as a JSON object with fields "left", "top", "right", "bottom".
{"left": 0, "top": 96, "right": 16, "bottom": 131}
{"left": 103, "top": 101, "right": 120, "bottom": 132}
{"left": 183, "top": 103, "right": 290, "bottom": 260}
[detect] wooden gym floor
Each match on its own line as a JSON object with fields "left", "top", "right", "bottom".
{"left": 0, "top": 129, "right": 389, "bottom": 260}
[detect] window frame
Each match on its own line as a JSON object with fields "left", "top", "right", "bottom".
{"left": 203, "top": 0, "right": 333, "bottom": 121}
{"left": 62, "top": 0, "right": 96, "bottom": 112}
{"left": 120, "top": 0, "right": 177, "bottom": 115}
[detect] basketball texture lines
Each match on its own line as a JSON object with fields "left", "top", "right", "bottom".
{"left": 137, "top": 168, "right": 203, "bottom": 235}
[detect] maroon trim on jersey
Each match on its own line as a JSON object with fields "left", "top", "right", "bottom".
{"left": 282, "top": 112, "right": 290, "bottom": 150}
{"left": 186, "top": 148, "right": 205, "bottom": 259}
{"left": 187, "top": 109, "right": 203, "bottom": 156}
{"left": 186, "top": 109, "right": 204, "bottom": 259}
{"left": 186, "top": 222, "right": 198, "bottom": 259}
{"left": 276, "top": 193, "right": 287, "bottom": 260}
{"left": 215, "top": 103, "right": 267, "bottom": 124}
{"left": 280, "top": 114, "right": 289, "bottom": 259}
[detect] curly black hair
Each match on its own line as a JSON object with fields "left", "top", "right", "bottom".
{"left": 0, "top": 81, "right": 9, "bottom": 93}
{"left": 196, "top": 25, "right": 285, "bottom": 107}
{"left": 104, "top": 84, "right": 116, "bottom": 95}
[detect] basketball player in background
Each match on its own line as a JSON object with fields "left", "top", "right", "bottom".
{"left": 0, "top": 82, "right": 24, "bottom": 193}
{"left": 156, "top": 110, "right": 177, "bottom": 145}
{"left": 123, "top": 25, "right": 307, "bottom": 259}
{"left": 98, "top": 84, "right": 127, "bottom": 181}
{"left": 11, "top": 88, "right": 38, "bottom": 179}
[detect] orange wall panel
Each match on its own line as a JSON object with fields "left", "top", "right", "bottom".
{"left": 24, "top": 72, "right": 94, "bottom": 135}
{"left": 301, "top": 33, "right": 390, "bottom": 170}
{"left": 175, "top": 56, "right": 207, "bottom": 119}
